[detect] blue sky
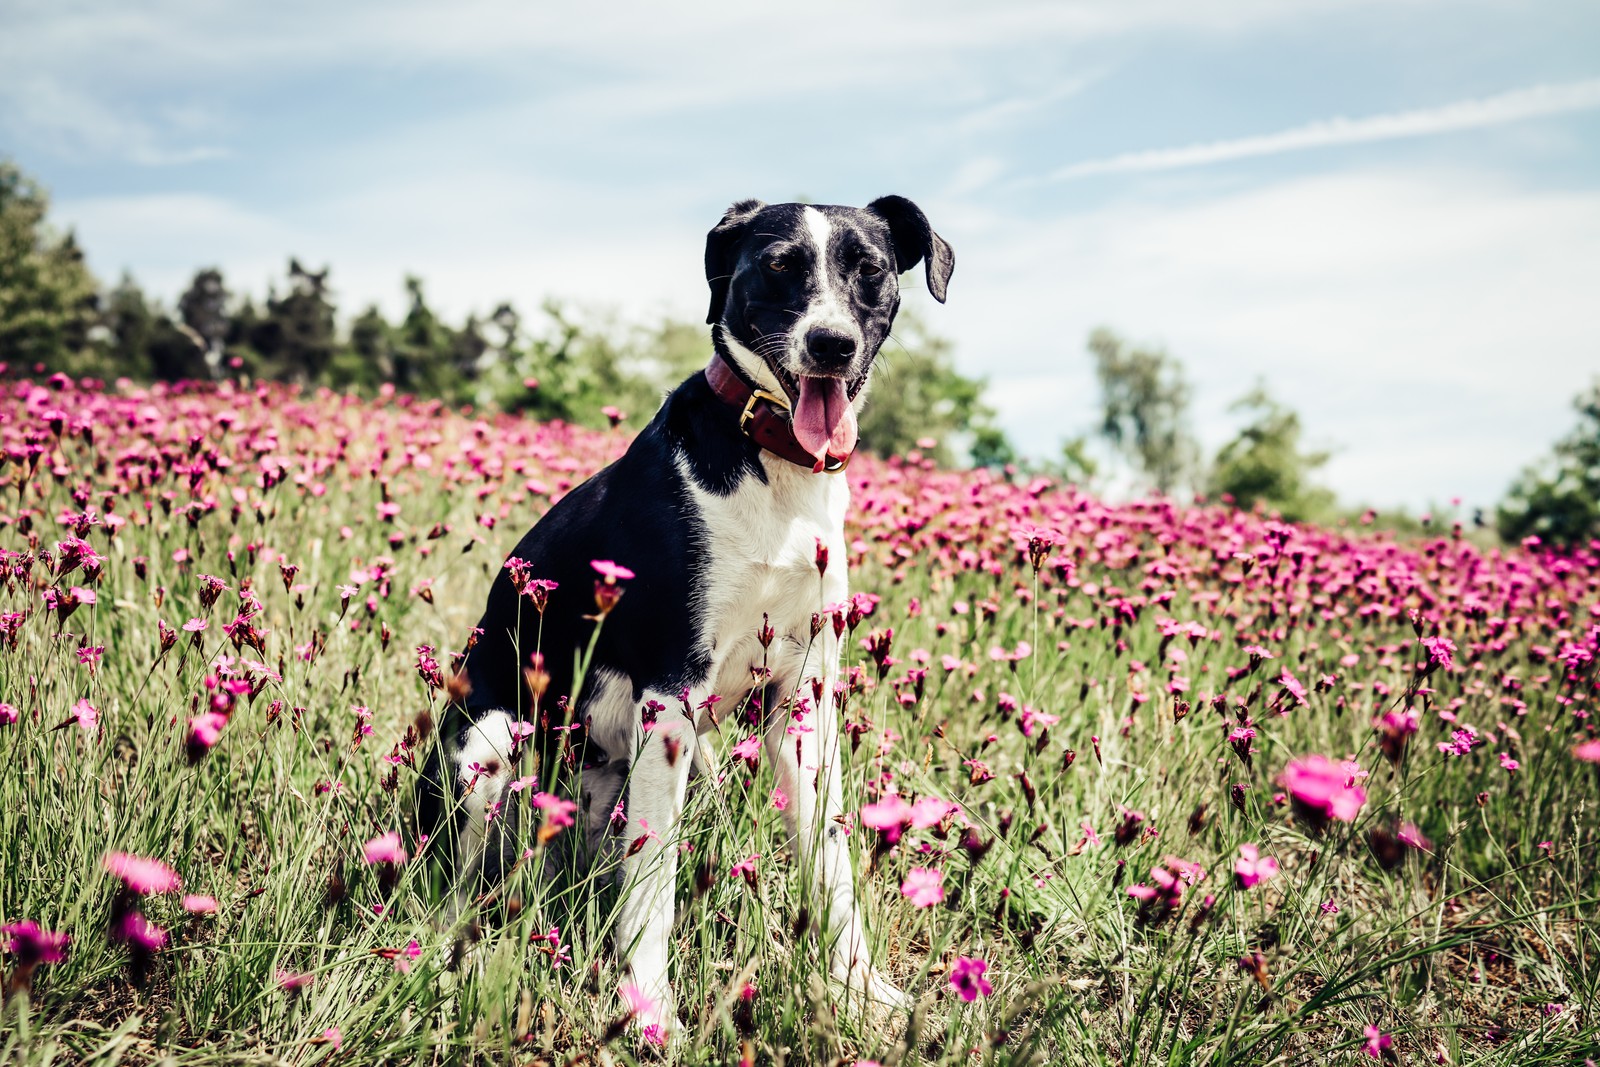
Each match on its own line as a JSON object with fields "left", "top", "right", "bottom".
{"left": 4, "top": 0, "right": 1598, "bottom": 510}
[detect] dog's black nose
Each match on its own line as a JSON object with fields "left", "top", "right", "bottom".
{"left": 805, "top": 327, "right": 857, "bottom": 367}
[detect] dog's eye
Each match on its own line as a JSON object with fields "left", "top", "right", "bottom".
{"left": 860, "top": 262, "right": 884, "bottom": 277}
{"left": 767, "top": 259, "right": 787, "bottom": 273}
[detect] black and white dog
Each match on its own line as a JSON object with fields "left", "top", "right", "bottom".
{"left": 419, "top": 196, "right": 953, "bottom": 1032}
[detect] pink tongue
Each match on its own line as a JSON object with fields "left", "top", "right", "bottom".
{"left": 792, "top": 377, "right": 858, "bottom": 462}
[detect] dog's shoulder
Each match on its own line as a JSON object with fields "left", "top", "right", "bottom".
{"left": 654, "top": 372, "right": 765, "bottom": 497}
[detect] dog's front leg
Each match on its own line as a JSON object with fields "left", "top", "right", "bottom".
{"left": 766, "top": 664, "right": 908, "bottom": 1011}
{"left": 614, "top": 695, "right": 694, "bottom": 1037}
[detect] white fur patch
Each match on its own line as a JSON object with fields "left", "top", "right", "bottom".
{"left": 449, "top": 709, "right": 519, "bottom": 909}
{"left": 675, "top": 452, "right": 849, "bottom": 699}
{"left": 793, "top": 206, "right": 861, "bottom": 372}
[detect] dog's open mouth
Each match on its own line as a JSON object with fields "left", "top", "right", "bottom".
{"left": 791, "top": 375, "right": 858, "bottom": 461}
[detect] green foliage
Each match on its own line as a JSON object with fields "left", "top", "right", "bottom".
{"left": 860, "top": 308, "right": 1012, "bottom": 466}
{"left": 1208, "top": 383, "right": 1334, "bottom": 521}
{"left": 1087, "top": 327, "right": 1196, "bottom": 494}
{"left": 1, "top": 160, "right": 1006, "bottom": 457}
{"left": 1498, "top": 379, "right": 1600, "bottom": 548}
{"left": 0, "top": 161, "right": 100, "bottom": 373}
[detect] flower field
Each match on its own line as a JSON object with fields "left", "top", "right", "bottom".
{"left": 2, "top": 374, "right": 1598, "bottom": 1065}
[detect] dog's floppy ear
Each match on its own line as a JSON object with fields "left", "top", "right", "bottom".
{"left": 705, "top": 198, "right": 767, "bottom": 325}
{"left": 866, "top": 195, "right": 955, "bottom": 304}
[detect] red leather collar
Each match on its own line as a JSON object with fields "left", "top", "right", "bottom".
{"left": 704, "top": 353, "right": 852, "bottom": 474}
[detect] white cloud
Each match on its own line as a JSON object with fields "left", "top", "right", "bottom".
{"left": 935, "top": 168, "right": 1600, "bottom": 509}
{"left": 1043, "top": 78, "right": 1600, "bottom": 180}
{"left": 1, "top": 0, "right": 1420, "bottom": 161}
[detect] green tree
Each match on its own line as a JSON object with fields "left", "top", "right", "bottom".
{"left": 1498, "top": 380, "right": 1600, "bottom": 548}
{"left": 860, "top": 308, "right": 1011, "bottom": 466}
{"left": 101, "top": 273, "right": 157, "bottom": 379}
{"left": 1207, "top": 384, "right": 1334, "bottom": 521}
{"left": 0, "top": 161, "right": 100, "bottom": 372}
{"left": 251, "top": 259, "right": 337, "bottom": 383}
{"left": 177, "top": 268, "right": 230, "bottom": 375}
{"left": 1087, "top": 327, "right": 1196, "bottom": 495}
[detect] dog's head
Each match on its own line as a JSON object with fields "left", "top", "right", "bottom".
{"left": 705, "top": 197, "right": 954, "bottom": 462}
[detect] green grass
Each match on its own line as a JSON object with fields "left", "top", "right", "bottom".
{"left": 1, "top": 382, "right": 1597, "bottom": 1065}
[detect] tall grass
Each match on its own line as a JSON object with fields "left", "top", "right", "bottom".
{"left": 1, "top": 378, "right": 1596, "bottom": 1065}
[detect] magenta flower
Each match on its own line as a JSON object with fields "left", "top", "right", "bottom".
{"left": 362, "top": 831, "right": 409, "bottom": 866}
{"left": 1233, "top": 844, "right": 1280, "bottom": 889}
{"left": 103, "top": 852, "right": 181, "bottom": 894}
{"left": 901, "top": 867, "right": 945, "bottom": 908}
{"left": 2, "top": 921, "right": 69, "bottom": 966}
{"left": 1574, "top": 740, "right": 1600, "bottom": 763}
{"left": 186, "top": 711, "right": 228, "bottom": 760}
{"left": 860, "top": 795, "right": 914, "bottom": 842}
{"left": 181, "top": 894, "right": 218, "bottom": 914}
{"left": 730, "top": 735, "right": 761, "bottom": 763}
{"left": 729, "top": 854, "right": 760, "bottom": 888}
{"left": 909, "top": 796, "right": 958, "bottom": 829}
{"left": 1362, "top": 1024, "right": 1393, "bottom": 1058}
{"left": 0, "top": 702, "right": 17, "bottom": 726}
{"left": 113, "top": 911, "right": 168, "bottom": 951}
{"left": 277, "top": 970, "right": 315, "bottom": 992}
{"left": 1279, "top": 755, "right": 1367, "bottom": 829}
{"left": 534, "top": 792, "right": 578, "bottom": 830}
{"left": 948, "top": 956, "right": 993, "bottom": 1001}
{"left": 72, "top": 697, "right": 99, "bottom": 733}
{"left": 591, "top": 559, "right": 635, "bottom": 582}
{"left": 620, "top": 981, "right": 659, "bottom": 1018}
{"left": 1421, "top": 635, "right": 1456, "bottom": 671}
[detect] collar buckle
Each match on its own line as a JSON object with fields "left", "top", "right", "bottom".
{"left": 738, "top": 388, "right": 791, "bottom": 434}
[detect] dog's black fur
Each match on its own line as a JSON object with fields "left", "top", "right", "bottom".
{"left": 417, "top": 195, "right": 953, "bottom": 1025}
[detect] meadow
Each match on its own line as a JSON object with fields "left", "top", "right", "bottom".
{"left": 1, "top": 374, "right": 1597, "bottom": 1066}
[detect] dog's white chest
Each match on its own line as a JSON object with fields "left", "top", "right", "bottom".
{"left": 677, "top": 455, "right": 850, "bottom": 698}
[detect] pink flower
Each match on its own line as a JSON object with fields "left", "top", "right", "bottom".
{"left": 362, "top": 831, "right": 409, "bottom": 866}
{"left": 319, "top": 1027, "right": 343, "bottom": 1050}
{"left": 1363, "top": 1024, "right": 1393, "bottom": 1058}
{"left": 186, "top": 711, "right": 228, "bottom": 756}
{"left": 730, "top": 735, "right": 761, "bottom": 762}
{"left": 909, "top": 796, "right": 958, "bottom": 829}
{"left": 1421, "top": 635, "right": 1456, "bottom": 671}
{"left": 591, "top": 560, "right": 635, "bottom": 582}
{"left": 72, "top": 697, "right": 99, "bottom": 732}
{"left": 620, "top": 982, "right": 659, "bottom": 1018}
{"left": 181, "top": 894, "right": 219, "bottom": 914}
{"left": 277, "top": 970, "right": 315, "bottom": 992}
{"left": 0, "top": 702, "right": 17, "bottom": 725}
{"left": 1498, "top": 752, "right": 1519, "bottom": 772}
{"left": 1233, "top": 844, "right": 1280, "bottom": 889}
{"left": 729, "top": 854, "right": 760, "bottom": 888}
{"left": 113, "top": 911, "right": 168, "bottom": 951}
{"left": 770, "top": 786, "right": 789, "bottom": 811}
{"left": 860, "top": 795, "right": 913, "bottom": 842}
{"left": 2, "top": 921, "right": 69, "bottom": 966}
{"left": 533, "top": 792, "right": 578, "bottom": 829}
{"left": 901, "top": 867, "right": 945, "bottom": 908}
{"left": 103, "top": 852, "right": 181, "bottom": 894}
{"left": 1573, "top": 739, "right": 1600, "bottom": 763}
{"left": 1279, "top": 755, "right": 1367, "bottom": 828}
{"left": 948, "top": 956, "right": 992, "bottom": 1001}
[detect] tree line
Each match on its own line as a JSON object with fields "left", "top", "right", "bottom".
{"left": 3, "top": 159, "right": 1596, "bottom": 546}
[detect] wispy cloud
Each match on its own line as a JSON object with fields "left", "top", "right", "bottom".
{"left": 1043, "top": 78, "right": 1600, "bottom": 180}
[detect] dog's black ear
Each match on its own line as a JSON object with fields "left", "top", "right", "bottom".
{"left": 866, "top": 195, "right": 955, "bottom": 303}
{"left": 705, "top": 198, "right": 767, "bottom": 325}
